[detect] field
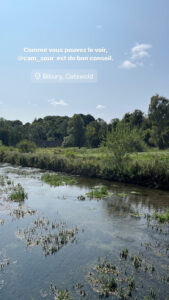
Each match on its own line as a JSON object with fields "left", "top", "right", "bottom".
{"left": 37, "top": 147, "right": 169, "bottom": 163}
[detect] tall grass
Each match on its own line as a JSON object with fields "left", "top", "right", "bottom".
{"left": 0, "top": 146, "right": 169, "bottom": 190}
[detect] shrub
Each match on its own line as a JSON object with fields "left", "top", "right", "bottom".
{"left": 16, "top": 140, "right": 36, "bottom": 153}
{"left": 105, "top": 123, "right": 147, "bottom": 169}
{"left": 62, "top": 135, "right": 75, "bottom": 147}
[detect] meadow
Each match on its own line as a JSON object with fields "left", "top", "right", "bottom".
{"left": 0, "top": 146, "right": 169, "bottom": 190}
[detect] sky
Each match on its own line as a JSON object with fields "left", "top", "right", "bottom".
{"left": 0, "top": 0, "right": 169, "bottom": 123}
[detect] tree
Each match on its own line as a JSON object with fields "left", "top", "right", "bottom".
{"left": 131, "top": 110, "right": 144, "bottom": 128}
{"left": 122, "top": 110, "right": 144, "bottom": 128}
{"left": 67, "top": 114, "right": 85, "bottom": 148}
{"left": 148, "top": 95, "right": 169, "bottom": 149}
{"left": 106, "top": 123, "right": 146, "bottom": 168}
{"left": 85, "top": 123, "right": 98, "bottom": 148}
{"left": 110, "top": 118, "right": 120, "bottom": 130}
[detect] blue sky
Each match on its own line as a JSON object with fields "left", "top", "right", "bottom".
{"left": 0, "top": 0, "right": 169, "bottom": 123}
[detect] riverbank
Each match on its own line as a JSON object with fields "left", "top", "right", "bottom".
{"left": 0, "top": 147, "right": 169, "bottom": 190}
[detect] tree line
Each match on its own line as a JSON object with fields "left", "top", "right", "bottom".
{"left": 0, "top": 94, "right": 169, "bottom": 150}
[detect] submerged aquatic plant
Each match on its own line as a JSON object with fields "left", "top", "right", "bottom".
{"left": 103, "top": 276, "right": 117, "bottom": 291}
{"left": 16, "top": 217, "right": 79, "bottom": 256}
{"left": 41, "top": 173, "right": 77, "bottom": 187}
{"left": 95, "top": 260, "right": 116, "bottom": 274}
{"left": 117, "top": 193, "right": 127, "bottom": 197}
{"left": 54, "top": 289, "right": 71, "bottom": 300}
{"left": 50, "top": 284, "right": 72, "bottom": 300}
{"left": 127, "top": 275, "right": 135, "bottom": 289}
{"left": 0, "top": 219, "right": 4, "bottom": 225}
{"left": 153, "top": 209, "right": 169, "bottom": 223}
{"left": 9, "top": 184, "right": 27, "bottom": 202}
{"left": 86, "top": 186, "right": 112, "bottom": 199}
{"left": 77, "top": 195, "right": 86, "bottom": 201}
{"left": 10, "top": 206, "right": 36, "bottom": 219}
{"left": 120, "top": 248, "right": 128, "bottom": 260}
{"left": 132, "top": 255, "right": 142, "bottom": 268}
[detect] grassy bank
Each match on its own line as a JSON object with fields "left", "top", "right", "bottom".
{"left": 0, "top": 146, "right": 169, "bottom": 190}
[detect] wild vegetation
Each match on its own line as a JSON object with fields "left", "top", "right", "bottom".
{"left": 86, "top": 186, "right": 112, "bottom": 199}
{"left": 0, "top": 94, "right": 169, "bottom": 190}
{"left": 16, "top": 217, "right": 79, "bottom": 256}
{"left": 9, "top": 183, "right": 28, "bottom": 202}
{"left": 0, "top": 94, "right": 168, "bottom": 150}
{"left": 41, "top": 173, "right": 77, "bottom": 186}
{"left": 153, "top": 209, "right": 169, "bottom": 223}
{"left": 0, "top": 146, "right": 168, "bottom": 190}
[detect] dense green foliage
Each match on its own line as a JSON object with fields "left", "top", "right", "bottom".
{"left": 16, "top": 140, "right": 36, "bottom": 153}
{"left": 0, "top": 95, "right": 168, "bottom": 150}
{"left": 0, "top": 147, "right": 169, "bottom": 190}
{"left": 105, "top": 123, "right": 147, "bottom": 170}
{"left": 0, "top": 94, "right": 169, "bottom": 190}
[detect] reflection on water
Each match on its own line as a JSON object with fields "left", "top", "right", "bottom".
{"left": 0, "top": 163, "right": 168, "bottom": 300}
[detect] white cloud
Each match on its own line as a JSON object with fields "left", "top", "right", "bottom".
{"left": 131, "top": 43, "right": 152, "bottom": 60}
{"left": 96, "top": 104, "right": 105, "bottom": 110}
{"left": 0, "top": 101, "right": 3, "bottom": 105}
{"left": 120, "top": 60, "right": 137, "bottom": 69}
{"left": 48, "top": 99, "right": 68, "bottom": 106}
{"left": 120, "top": 43, "right": 152, "bottom": 69}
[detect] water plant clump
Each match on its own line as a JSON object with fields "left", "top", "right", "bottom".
{"left": 88, "top": 245, "right": 169, "bottom": 299}
{"left": 16, "top": 217, "right": 79, "bottom": 256}
{"left": 103, "top": 276, "right": 117, "bottom": 291}
{"left": 127, "top": 275, "right": 135, "bottom": 289}
{"left": 77, "top": 195, "right": 86, "bottom": 201}
{"left": 120, "top": 248, "right": 128, "bottom": 259}
{"left": 10, "top": 206, "right": 36, "bottom": 219}
{"left": 0, "top": 175, "right": 5, "bottom": 186}
{"left": 95, "top": 260, "right": 117, "bottom": 274}
{"left": 9, "top": 183, "right": 28, "bottom": 202}
{"left": 86, "top": 186, "right": 112, "bottom": 199}
{"left": 0, "top": 257, "right": 10, "bottom": 271}
{"left": 117, "top": 193, "right": 127, "bottom": 197}
{"left": 0, "top": 219, "right": 4, "bottom": 225}
{"left": 41, "top": 173, "right": 77, "bottom": 187}
{"left": 88, "top": 273, "right": 118, "bottom": 297}
{"left": 153, "top": 209, "right": 169, "bottom": 223}
{"left": 50, "top": 284, "right": 72, "bottom": 300}
{"left": 54, "top": 289, "right": 71, "bottom": 300}
{"left": 132, "top": 255, "right": 142, "bottom": 268}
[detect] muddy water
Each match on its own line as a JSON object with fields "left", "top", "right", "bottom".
{"left": 0, "top": 164, "right": 169, "bottom": 300}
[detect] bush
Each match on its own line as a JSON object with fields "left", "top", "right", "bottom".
{"left": 62, "top": 135, "right": 75, "bottom": 148}
{"left": 16, "top": 140, "right": 36, "bottom": 153}
{"left": 105, "top": 123, "right": 147, "bottom": 171}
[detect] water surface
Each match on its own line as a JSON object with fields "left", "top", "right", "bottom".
{"left": 0, "top": 164, "right": 169, "bottom": 299}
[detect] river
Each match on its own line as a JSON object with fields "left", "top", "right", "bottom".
{"left": 0, "top": 164, "right": 169, "bottom": 300}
